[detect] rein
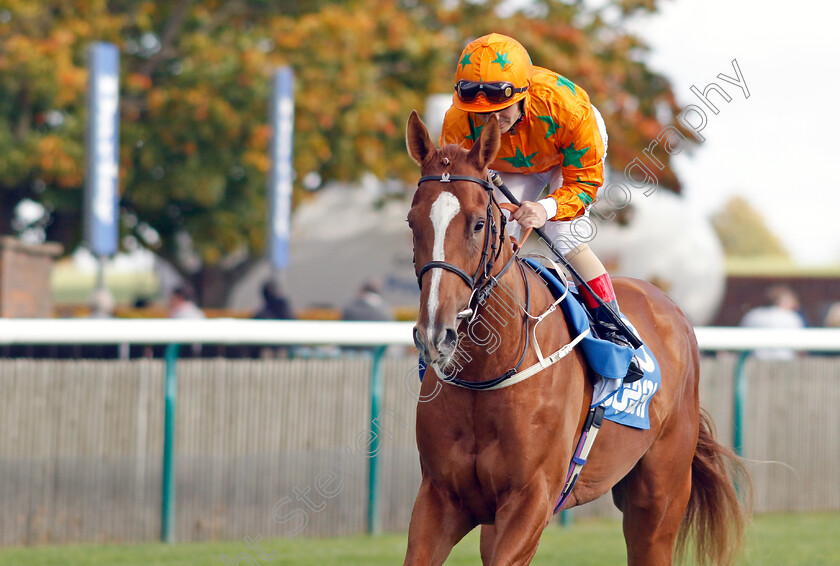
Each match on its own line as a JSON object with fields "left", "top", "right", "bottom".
{"left": 416, "top": 172, "right": 586, "bottom": 391}
{"left": 414, "top": 169, "right": 601, "bottom": 507}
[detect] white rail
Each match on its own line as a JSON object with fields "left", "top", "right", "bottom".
{"left": 0, "top": 319, "right": 839, "bottom": 351}
{"left": 693, "top": 327, "right": 840, "bottom": 352}
{"left": 0, "top": 319, "right": 417, "bottom": 346}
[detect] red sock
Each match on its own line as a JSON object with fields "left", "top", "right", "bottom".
{"left": 579, "top": 273, "right": 616, "bottom": 309}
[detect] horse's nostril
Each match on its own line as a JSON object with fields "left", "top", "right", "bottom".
{"left": 437, "top": 328, "right": 458, "bottom": 356}
{"left": 413, "top": 327, "right": 426, "bottom": 354}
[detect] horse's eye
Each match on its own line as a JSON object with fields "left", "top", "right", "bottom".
{"left": 474, "top": 220, "right": 485, "bottom": 233}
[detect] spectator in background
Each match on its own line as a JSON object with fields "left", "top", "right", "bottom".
{"left": 130, "top": 296, "right": 154, "bottom": 358}
{"left": 824, "top": 301, "right": 840, "bottom": 328}
{"left": 254, "top": 280, "right": 294, "bottom": 320}
{"left": 739, "top": 285, "right": 806, "bottom": 360}
{"left": 342, "top": 279, "right": 393, "bottom": 322}
{"left": 340, "top": 280, "right": 393, "bottom": 356}
{"left": 168, "top": 285, "right": 205, "bottom": 319}
{"left": 251, "top": 280, "right": 295, "bottom": 358}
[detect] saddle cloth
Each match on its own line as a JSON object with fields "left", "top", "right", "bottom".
{"left": 523, "top": 259, "right": 661, "bottom": 430}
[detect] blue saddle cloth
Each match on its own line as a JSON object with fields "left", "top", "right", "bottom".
{"left": 523, "top": 259, "right": 661, "bottom": 430}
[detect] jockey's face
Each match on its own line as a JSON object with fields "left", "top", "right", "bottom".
{"left": 475, "top": 102, "right": 522, "bottom": 134}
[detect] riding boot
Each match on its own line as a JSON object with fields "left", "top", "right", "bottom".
{"left": 579, "top": 273, "right": 644, "bottom": 383}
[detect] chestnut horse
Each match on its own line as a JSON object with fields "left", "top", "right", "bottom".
{"left": 403, "top": 111, "right": 749, "bottom": 566}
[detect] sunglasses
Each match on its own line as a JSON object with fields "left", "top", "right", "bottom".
{"left": 455, "top": 80, "right": 528, "bottom": 104}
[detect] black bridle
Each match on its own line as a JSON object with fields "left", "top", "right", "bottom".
{"left": 415, "top": 173, "right": 508, "bottom": 300}
{"left": 414, "top": 172, "right": 539, "bottom": 389}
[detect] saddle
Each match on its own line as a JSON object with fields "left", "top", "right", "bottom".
{"left": 522, "top": 258, "right": 661, "bottom": 431}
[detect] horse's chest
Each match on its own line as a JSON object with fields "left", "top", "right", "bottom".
{"left": 420, "top": 422, "right": 531, "bottom": 484}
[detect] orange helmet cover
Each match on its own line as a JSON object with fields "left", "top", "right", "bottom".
{"left": 453, "top": 33, "right": 534, "bottom": 113}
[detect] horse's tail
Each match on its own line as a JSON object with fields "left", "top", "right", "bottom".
{"left": 676, "top": 408, "right": 753, "bottom": 566}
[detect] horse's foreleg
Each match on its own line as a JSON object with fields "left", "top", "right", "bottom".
{"left": 481, "top": 486, "right": 552, "bottom": 566}
{"left": 403, "top": 480, "right": 474, "bottom": 566}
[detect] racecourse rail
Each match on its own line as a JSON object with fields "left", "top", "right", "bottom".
{"left": 1, "top": 318, "right": 839, "bottom": 350}
{"left": 0, "top": 319, "right": 838, "bottom": 543}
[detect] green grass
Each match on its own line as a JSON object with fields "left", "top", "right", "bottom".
{"left": 0, "top": 512, "right": 837, "bottom": 565}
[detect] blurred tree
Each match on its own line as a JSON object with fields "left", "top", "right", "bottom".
{"left": 0, "top": 0, "right": 688, "bottom": 306}
{"left": 711, "top": 196, "right": 790, "bottom": 258}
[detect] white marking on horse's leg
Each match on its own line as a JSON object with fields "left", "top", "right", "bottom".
{"left": 427, "top": 191, "right": 460, "bottom": 346}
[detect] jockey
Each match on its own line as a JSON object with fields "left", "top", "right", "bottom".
{"left": 440, "top": 33, "right": 642, "bottom": 381}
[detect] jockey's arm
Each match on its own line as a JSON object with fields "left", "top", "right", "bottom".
{"left": 543, "top": 103, "right": 606, "bottom": 223}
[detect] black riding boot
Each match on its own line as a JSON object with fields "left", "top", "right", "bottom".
{"left": 588, "top": 301, "right": 644, "bottom": 383}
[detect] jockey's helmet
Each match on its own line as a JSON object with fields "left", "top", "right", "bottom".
{"left": 453, "top": 33, "right": 533, "bottom": 113}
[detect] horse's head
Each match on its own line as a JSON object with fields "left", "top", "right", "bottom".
{"left": 405, "top": 110, "right": 504, "bottom": 368}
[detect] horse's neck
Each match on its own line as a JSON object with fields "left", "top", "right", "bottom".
{"left": 458, "top": 257, "right": 563, "bottom": 375}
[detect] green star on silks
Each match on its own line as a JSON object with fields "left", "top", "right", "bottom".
{"left": 560, "top": 143, "right": 589, "bottom": 168}
{"left": 465, "top": 115, "right": 485, "bottom": 141}
{"left": 575, "top": 175, "right": 599, "bottom": 187}
{"left": 501, "top": 147, "right": 538, "bottom": 168}
{"left": 537, "top": 115, "right": 561, "bottom": 138}
{"left": 577, "top": 192, "right": 594, "bottom": 206}
{"left": 459, "top": 52, "right": 472, "bottom": 70}
{"left": 556, "top": 75, "right": 576, "bottom": 94}
{"left": 492, "top": 50, "right": 511, "bottom": 69}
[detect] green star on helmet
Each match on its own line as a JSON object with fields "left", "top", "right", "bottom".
{"left": 492, "top": 50, "right": 511, "bottom": 69}
{"left": 560, "top": 143, "right": 589, "bottom": 168}
{"left": 460, "top": 52, "right": 473, "bottom": 70}
{"left": 501, "top": 147, "right": 538, "bottom": 168}
{"left": 537, "top": 115, "right": 561, "bottom": 138}
{"left": 556, "top": 75, "right": 576, "bottom": 95}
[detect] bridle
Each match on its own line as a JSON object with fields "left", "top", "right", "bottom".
{"left": 415, "top": 172, "right": 518, "bottom": 308}
{"left": 413, "top": 171, "right": 588, "bottom": 392}
{"left": 414, "top": 171, "right": 533, "bottom": 388}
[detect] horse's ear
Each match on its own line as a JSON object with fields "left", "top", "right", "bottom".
{"left": 406, "top": 110, "right": 436, "bottom": 166}
{"left": 467, "top": 114, "right": 501, "bottom": 170}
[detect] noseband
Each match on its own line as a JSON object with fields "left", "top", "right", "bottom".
{"left": 415, "top": 173, "right": 511, "bottom": 304}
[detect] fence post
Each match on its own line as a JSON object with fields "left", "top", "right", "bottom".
{"left": 161, "top": 343, "right": 180, "bottom": 543}
{"left": 559, "top": 509, "right": 572, "bottom": 527}
{"left": 367, "top": 346, "right": 386, "bottom": 535}
{"left": 733, "top": 351, "right": 749, "bottom": 457}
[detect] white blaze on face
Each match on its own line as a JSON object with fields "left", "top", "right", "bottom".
{"left": 426, "top": 191, "right": 460, "bottom": 344}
